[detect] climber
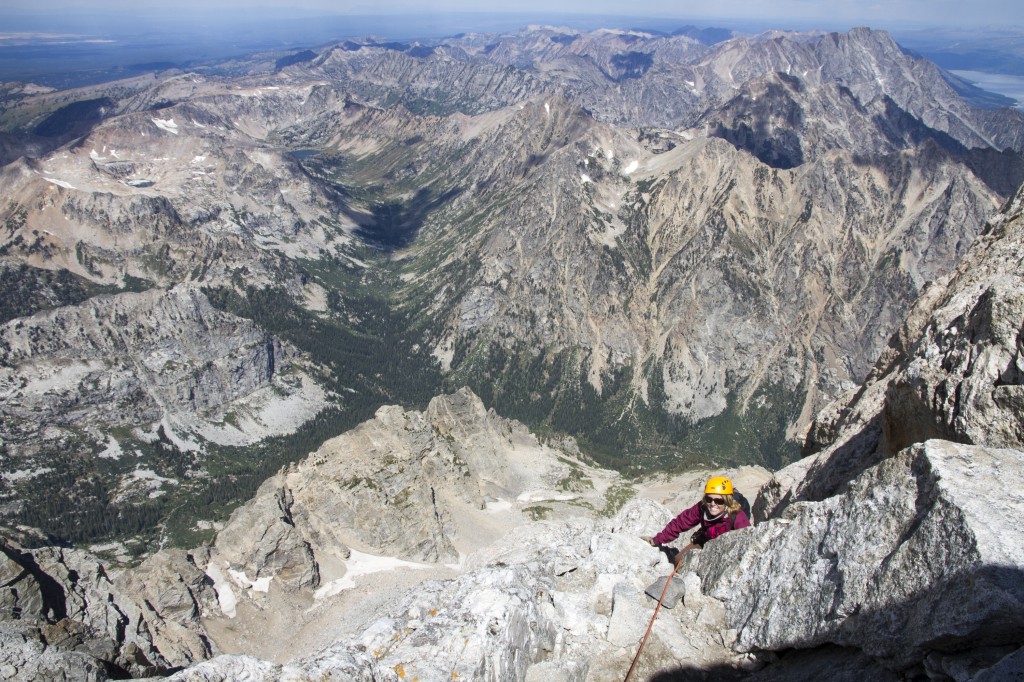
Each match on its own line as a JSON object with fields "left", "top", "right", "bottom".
{"left": 643, "top": 476, "right": 750, "bottom": 565}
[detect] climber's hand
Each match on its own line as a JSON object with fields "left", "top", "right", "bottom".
{"left": 641, "top": 536, "right": 656, "bottom": 546}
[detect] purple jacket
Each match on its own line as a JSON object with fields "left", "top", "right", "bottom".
{"left": 653, "top": 502, "right": 751, "bottom": 546}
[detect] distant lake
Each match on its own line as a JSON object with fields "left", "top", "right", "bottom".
{"left": 952, "top": 70, "right": 1024, "bottom": 109}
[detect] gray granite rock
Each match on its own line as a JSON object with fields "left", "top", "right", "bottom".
{"left": 695, "top": 440, "right": 1024, "bottom": 671}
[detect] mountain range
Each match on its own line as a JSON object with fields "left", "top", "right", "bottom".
{"left": 1, "top": 18, "right": 1024, "bottom": 682}
{"left": 1, "top": 23, "right": 1023, "bottom": 548}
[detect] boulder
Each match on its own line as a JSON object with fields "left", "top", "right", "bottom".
{"left": 0, "top": 544, "right": 47, "bottom": 622}
{"left": 0, "top": 623, "right": 114, "bottom": 682}
{"left": 208, "top": 480, "right": 322, "bottom": 591}
{"left": 114, "top": 548, "right": 219, "bottom": 666}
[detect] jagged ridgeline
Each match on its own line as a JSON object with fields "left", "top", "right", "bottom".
{"left": 1, "top": 24, "right": 1023, "bottom": 549}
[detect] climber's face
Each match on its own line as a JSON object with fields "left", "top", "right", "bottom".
{"left": 703, "top": 494, "right": 725, "bottom": 511}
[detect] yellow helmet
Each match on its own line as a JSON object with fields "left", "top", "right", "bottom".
{"left": 704, "top": 476, "right": 734, "bottom": 495}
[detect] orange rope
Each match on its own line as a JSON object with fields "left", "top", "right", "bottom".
{"left": 623, "top": 560, "right": 681, "bottom": 682}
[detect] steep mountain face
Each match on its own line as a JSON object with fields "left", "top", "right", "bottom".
{"left": 1, "top": 285, "right": 286, "bottom": 444}
{"left": 283, "top": 25, "right": 1024, "bottom": 157}
{"left": 757, "top": 180, "right": 1024, "bottom": 520}
{"left": 347, "top": 93, "right": 1001, "bottom": 466}
{"left": 265, "top": 24, "right": 1022, "bottom": 465}
{"left": 0, "top": 24, "right": 1023, "bottom": 547}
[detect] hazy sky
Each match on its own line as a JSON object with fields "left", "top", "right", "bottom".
{"left": 9, "top": 0, "right": 1024, "bottom": 31}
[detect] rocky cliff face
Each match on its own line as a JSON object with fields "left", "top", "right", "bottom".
{"left": 381, "top": 93, "right": 1002, "bottom": 465}
{"left": 696, "top": 440, "right": 1024, "bottom": 673}
{"left": 205, "top": 388, "right": 625, "bottom": 596}
{"left": 0, "top": 283, "right": 326, "bottom": 525}
{"left": 0, "top": 528, "right": 215, "bottom": 679}
{"left": 1, "top": 285, "right": 285, "bottom": 443}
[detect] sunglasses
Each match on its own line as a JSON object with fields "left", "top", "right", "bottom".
{"left": 703, "top": 496, "right": 726, "bottom": 506}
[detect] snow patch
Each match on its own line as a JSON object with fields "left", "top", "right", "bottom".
{"left": 516, "top": 490, "right": 578, "bottom": 503}
{"left": 3, "top": 468, "right": 53, "bottom": 482}
{"left": 98, "top": 435, "right": 123, "bottom": 460}
{"left": 623, "top": 160, "right": 638, "bottom": 175}
{"left": 151, "top": 117, "right": 179, "bottom": 135}
{"left": 228, "top": 568, "right": 273, "bottom": 593}
{"left": 206, "top": 562, "right": 238, "bottom": 618}
{"left": 196, "top": 520, "right": 224, "bottom": 531}
{"left": 43, "top": 177, "right": 76, "bottom": 189}
{"left": 580, "top": 174, "right": 592, "bottom": 184}
{"left": 131, "top": 468, "right": 179, "bottom": 486}
{"left": 544, "top": 101, "right": 550, "bottom": 117}
{"left": 485, "top": 498, "right": 512, "bottom": 513}
{"left": 313, "top": 550, "right": 432, "bottom": 601}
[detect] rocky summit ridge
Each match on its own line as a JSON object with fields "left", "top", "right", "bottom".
{"left": 1, "top": 179, "right": 1024, "bottom": 679}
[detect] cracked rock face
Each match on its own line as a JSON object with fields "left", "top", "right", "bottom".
{"left": 163, "top": 499, "right": 763, "bottom": 682}
{"left": 0, "top": 533, "right": 216, "bottom": 680}
{"left": 695, "top": 440, "right": 1024, "bottom": 672}
{"left": 0, "top": 284, "right": 288, "bottom": 445}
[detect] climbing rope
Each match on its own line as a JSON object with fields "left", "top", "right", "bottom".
{"left": 623, "top": 560, "right": 681, "bottom": 682}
